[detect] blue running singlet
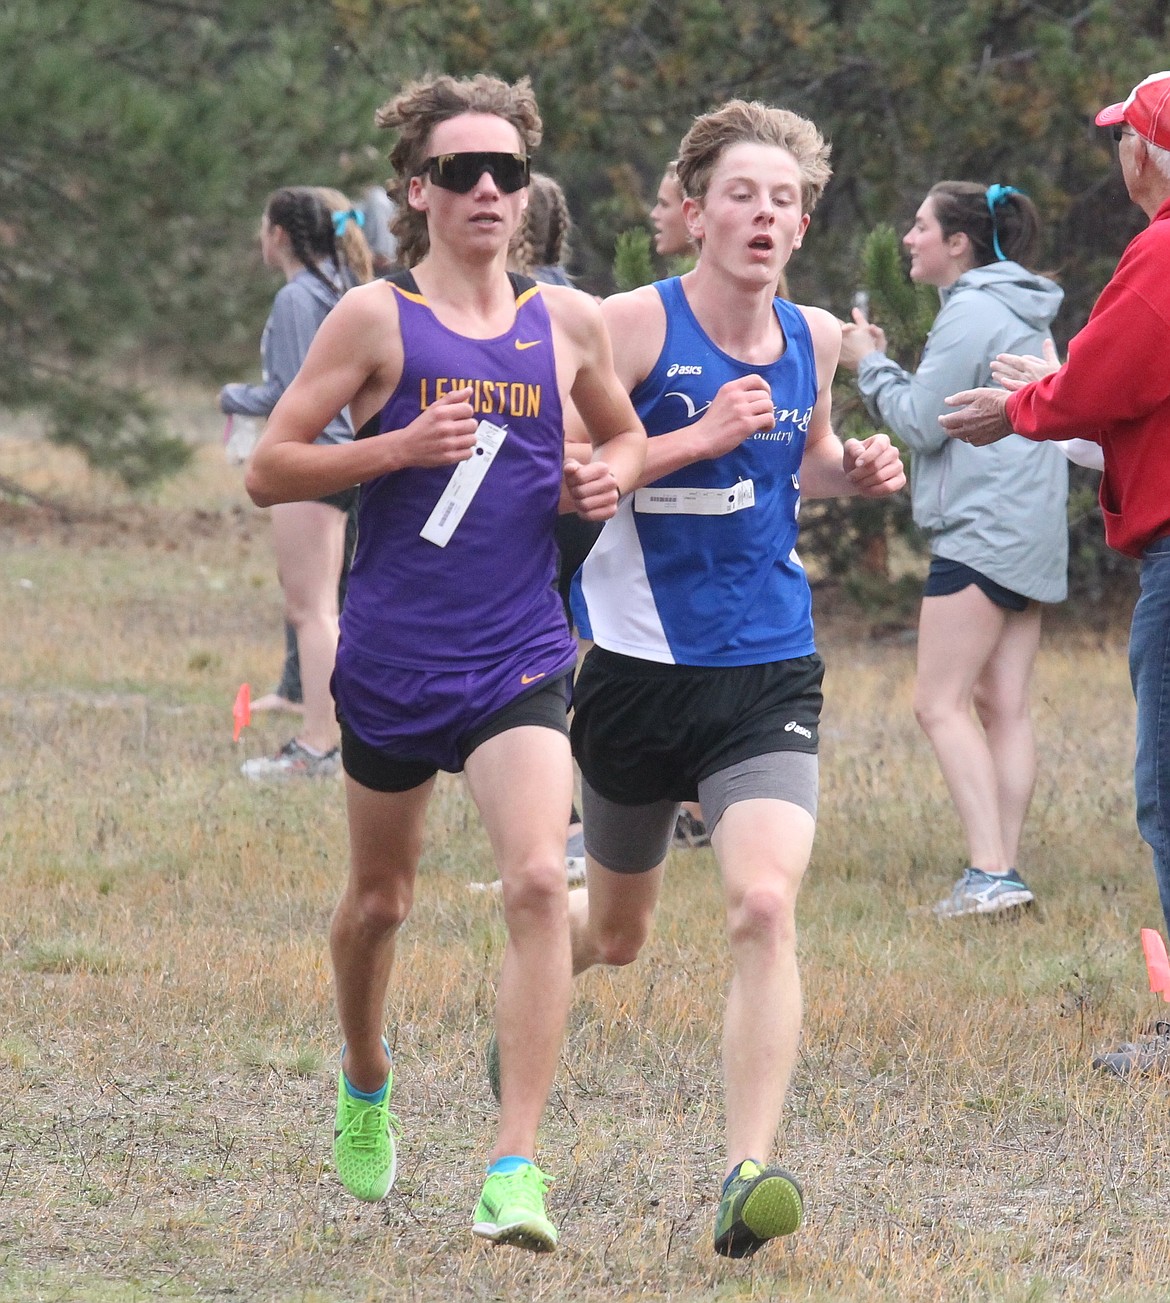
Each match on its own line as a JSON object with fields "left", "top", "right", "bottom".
{"left": 572, "top": 277, "right": 818, "bottom": 667}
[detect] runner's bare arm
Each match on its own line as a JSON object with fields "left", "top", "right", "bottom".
{"left": 246, "top": 283, "right": 478, "bottom": 507}
{"left": 796, "top": 307, "right": 906, "bottom": 500}
{"left": 545, "top": 288, "right": 646, "bottom": 519}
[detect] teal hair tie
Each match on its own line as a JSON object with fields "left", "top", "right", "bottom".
{"left": 985, "top": 184, "right": 1024, "bottom": 261}
{"left": 331, "top": 208, "right": 365, "bottom": 237}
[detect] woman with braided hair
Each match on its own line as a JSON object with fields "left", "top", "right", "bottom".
{"left": 510, "top": 171, "right": 575, "bottom": 286}
{"left": 220, "top": 185, "right": 373, "bottom": 778}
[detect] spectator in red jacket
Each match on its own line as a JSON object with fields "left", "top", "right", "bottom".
{"left": 940, "top": 71, "right": 1170, "bottom": 1077}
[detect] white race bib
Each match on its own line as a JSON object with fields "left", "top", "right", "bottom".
{"left": 420, "top": 419, "right": 508, "bottom": 547}
{"left": 633, "top": 479, "right": 755, "bottom": 516}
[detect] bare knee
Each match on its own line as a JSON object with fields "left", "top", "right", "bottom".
{"left": 973, "top": 681, "right": 1027, "bottom": 731}
{"left": 342, "top": 879, "right": 413, "bottom": 937}
{"left": 501, "top": 859, "right": 568, "bottom": 927}
{"left": 591, "top": 911, "right": 652, "bottom": 968}
{"left": 726, "top": 884, "right": 796, "bottom": 955}
{"left": 284, "top": 600, "right": 332, "bottom": 631}
{"left": 913, "top": 689, "right": 957, "bottom": 737}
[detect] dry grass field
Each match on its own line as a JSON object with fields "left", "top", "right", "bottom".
{"left": 1, "top": 417, "right": 1167, "bottom": 1302}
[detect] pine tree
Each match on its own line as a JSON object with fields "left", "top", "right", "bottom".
{"left": 612, "top": 229, "right": 656, "bottom": 292}
{"left": 860, "top": 226, "right": 936, "bottom": 366}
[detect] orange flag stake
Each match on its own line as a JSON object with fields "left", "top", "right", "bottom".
{"left": 233, "top": 683, "right": 252, "bottom": 742}
{"left": 1140, "top": 928, "right": 1170, "bottom": 1002}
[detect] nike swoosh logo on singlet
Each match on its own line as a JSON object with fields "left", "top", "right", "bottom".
{"left": 515, "top": 340, "right": 541, "bottom": 350}
{"left": 520, "top": 672, "right": 547, "bottom": 684}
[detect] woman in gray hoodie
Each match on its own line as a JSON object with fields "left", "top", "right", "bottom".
{"left": 220, "top": 186, "right": 371, "bottom": 779}
{"left": 839, "top": 182, "right": 1068, "bottom": 920}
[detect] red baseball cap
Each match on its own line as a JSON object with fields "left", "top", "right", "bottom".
{"left": 1096, "top": 71, "right": 1170, "bottom": 150}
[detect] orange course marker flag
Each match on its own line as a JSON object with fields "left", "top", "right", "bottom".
{"left": 233, "top": 683, "right": 252, "bottom": 742}
{"left": 1140, "top": 928, "right": 1170, "bottom": 1001}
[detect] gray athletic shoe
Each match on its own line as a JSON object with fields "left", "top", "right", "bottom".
{"left": 1092, "top": 1022, "right": 1170, "bottom": 1077}
{"left": 241, "top": 738, "right": 341, "bottom": 781}
{"left": 565, "top": 828, "right": 586, "bottom": 884}
{"left": 672, "top": 809, "right": 710, "bottom": 849}
{"left": 933, "top": 867, "right": 1034, "bottom": 919}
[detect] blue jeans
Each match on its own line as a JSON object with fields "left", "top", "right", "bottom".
{"left": 1129, "top": 535, "right": 1170, "bottom": 934}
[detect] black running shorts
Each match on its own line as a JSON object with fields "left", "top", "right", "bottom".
{"left": 570, "top": 647, "right": 823, "bottom": 806}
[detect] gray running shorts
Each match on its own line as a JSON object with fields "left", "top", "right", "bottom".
{"left": 582, "top": 750, "right": 819, "bottom": 875}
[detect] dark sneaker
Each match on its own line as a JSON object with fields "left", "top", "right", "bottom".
{"left": 672, "top": 809, "right": 710, "bottom": 849}
{"left": 932, "top": 867, "right": 1034, "bottom": 919}
{"left": 1092, "top": 1021, "right": 1170, "bottom": 1077}
{"left": 241, "top": 738, "right": 340, "bottom": 781}
{"left": 713, "top": 1160, "right": 803, "bottom": 1258}
{"left": 472, "top": 1163, "right": 557, "bottom": 1252}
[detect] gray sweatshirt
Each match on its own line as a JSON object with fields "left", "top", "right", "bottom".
{"left": 220, "top": 264, "right": 353, "bottom": 446}
{"left": 857, "top": 261, "right": 1068, "bottom": 603}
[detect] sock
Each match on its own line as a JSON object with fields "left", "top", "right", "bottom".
{"left": 487, "top": 1155, "right": 533, "bottom": 1177}
{"left": 343, "top": 1074, "right": 387, "bottom": 1105}
{"left": 340, "top": 1036, "right": 392, "bottom": 1103}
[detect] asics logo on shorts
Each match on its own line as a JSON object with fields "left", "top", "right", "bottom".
{"left": 784, "top": 721, "right": 812, "bottom": 739}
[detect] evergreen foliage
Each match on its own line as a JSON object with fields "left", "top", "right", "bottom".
{"left": 860, "top": 225, "right": 935, "bottom": 364}
{"left": 1, "top": 0, "right": 1155, "bottom": 600}
{"left": 612, "top": 229, "right": 656, "bottom": 291}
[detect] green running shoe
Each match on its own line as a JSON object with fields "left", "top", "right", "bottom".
{"left": 333, "top": 1065, "right": 401, "bottom": 1202}
{"left": 713, "top": 1160, "right": 803, "bottom": 1258}
{"left": 472, "top": 1163, "right": 558, "bottom": 1253}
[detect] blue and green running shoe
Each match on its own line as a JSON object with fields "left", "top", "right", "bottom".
{"left": 713, "top": 1160, "right": 803, "bottom": 1258}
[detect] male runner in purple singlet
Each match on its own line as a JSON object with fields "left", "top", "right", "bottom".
{"left": 245, "top": 73, "right": 645, "bottom": 1252}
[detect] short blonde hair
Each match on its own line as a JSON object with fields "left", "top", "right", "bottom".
{"left": 676, "top": 100, "right": 831, "bottom": 215}
{"left": 375, "top": 74, "right": 542, "bottom": 267}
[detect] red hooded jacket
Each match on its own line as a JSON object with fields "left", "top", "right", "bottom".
{"left": 1007, "top": 197, "right": 1170, "bottom": 558}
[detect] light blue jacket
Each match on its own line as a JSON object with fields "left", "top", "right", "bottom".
{"left": 220, "top": 264, "right": 354, "bottom": 446}
{"left": 857, "top": 261, "right": 1069, "bottom": 602}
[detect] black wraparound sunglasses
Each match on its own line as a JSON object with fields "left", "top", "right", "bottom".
{"left": 1112, "top": 126, "right": 1135, "bottom": 142}
{"left": 418, "top": 151, "right": 530, "bottom": 194}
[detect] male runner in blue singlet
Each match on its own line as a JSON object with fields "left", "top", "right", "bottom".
{"left": 245, "top": 73, "right": 645, "bottom": 1252}
{"left": 567, "top": 100, "right": 905, "bottom": 1257}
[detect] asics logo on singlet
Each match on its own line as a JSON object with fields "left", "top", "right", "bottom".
{"left": 666, "top": 392, "right": 713, "bottom": 421}
{"left": 666, "top": 363, "right": 703, "bottom": 377}
{"left": 784, "top": 721, "right": 812, "bottom": 739}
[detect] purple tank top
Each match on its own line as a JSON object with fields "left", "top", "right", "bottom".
{"left": 338, "top": 276, "right": 574, "bottom": 672}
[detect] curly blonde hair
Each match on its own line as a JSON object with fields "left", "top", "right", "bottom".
{"left": 676, "top": 100, "right": 832, "bottom": 215}
{"left": 375, "top": 73, "right": 542, "bottom": 268}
